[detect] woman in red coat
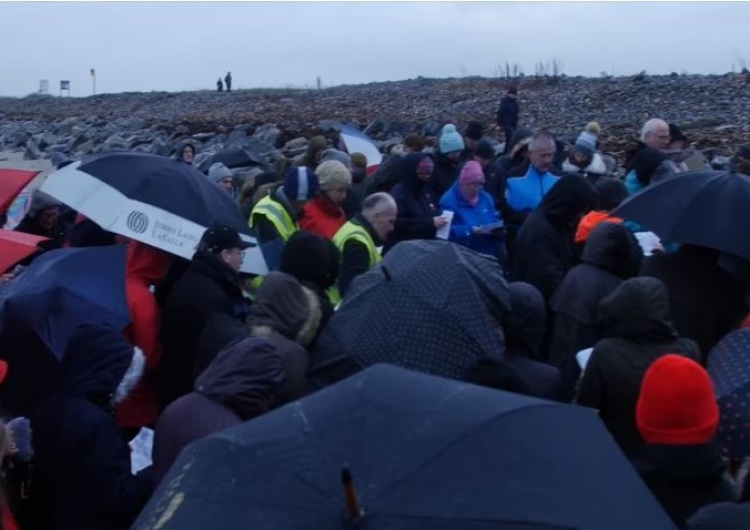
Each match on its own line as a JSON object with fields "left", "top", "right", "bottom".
{"left": 116, "top": 241, "right": 174, "bottom": 434}
{"left": 299, "top": 160, "right": 352, "bottom": 239}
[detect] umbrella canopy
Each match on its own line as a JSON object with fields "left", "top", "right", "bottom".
{"left": 0, "top": 229, "right": 49, "bottom": 274}
{"left": 135, "top": 365, "right": 676, "bottom": 530}
{"left": 612, "top": 170, "right": 750, "bottom": 260}
{"left": 39, "top": 152, "right": 267, "bottom": 274}
{"left": 309, "top": 240, "right": 510, "bottom": 386}
{"left": 340, "top": 125, "right": 383, "bottom": 175}
{"left": 0, "top": 168, "right": 39, "bottom": 213}
{"left": 0, "top": 245, "right": 130, "bottom": 415}
{"left": 198, "top": 143, "right": 275, "bottom": 172}
{"left": 708, "top": 328, "right": 750, "bottom": 458}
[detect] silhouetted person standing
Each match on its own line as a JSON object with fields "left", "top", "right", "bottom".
{"left": 216, "top": 78, "right": 223, "bottom": 92}
{"left": 225, "top": 72, "right": 232, "bottom": 92}
{"left": 497, "top": 86, "right": 519, "bottom": 155}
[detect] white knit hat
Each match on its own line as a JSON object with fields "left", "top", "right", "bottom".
{"left": 316, "top": 160, "right": 352, "bottom": 191}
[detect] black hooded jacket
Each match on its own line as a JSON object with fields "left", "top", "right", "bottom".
{"left": 431, "top": 150, "right": 461, "bottom": 197}
{"left": 641, "top": 245, "right": 746, "bottom": 360}
{"left": 387, "top": 153, "right": 440, "bottom": 249}
{"left": 160, "top": 251, "right": 249, "bottom": 410}
{"left": 511, "top": 175, "right": 596, "bottom": 302}
{"left": 504, "top": 282, "right": 563, "bottom": 400}
{"left": 549, "top": 222, "right": 643, "bottom": 395}
{"left": 633, "top": 444, "right": 739, "bottom": 529}
{"left": 577, "top": 277, "right": 701, "bottom": 457}
{"left": 30, "top": 324, "right": 152, "bottom": 530}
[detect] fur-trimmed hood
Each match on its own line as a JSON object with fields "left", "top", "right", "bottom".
{"left": 247, "top": 271, "right": 322, "bottom": 347}
{"left": 562, "top": 152, "right": 607, "bottom": 176}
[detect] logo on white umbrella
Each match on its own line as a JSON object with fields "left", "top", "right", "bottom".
{"left": 127, "top": 211, "right": 149, "bottom": 234}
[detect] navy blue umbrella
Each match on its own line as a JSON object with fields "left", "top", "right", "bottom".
{"left": 708, "top": 328, "right": 750, "bottom": 458}
{"left": 135, "top": 365, "right": 676, "bottom": 530}
{"left": 0, "top": 245, "right": 131, "bottom": 415}
{"left": 612, "top": 170, "right": 750, "bottom": 260}
{"left": 40, "top": 152, "right": 267, "bottom": 274}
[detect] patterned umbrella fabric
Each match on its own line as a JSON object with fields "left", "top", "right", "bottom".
{"left": 707, "top": 328, "right": 750, "bottom": 458}
{"left": 309, "top": 240, "right": 510, "bottom": 386}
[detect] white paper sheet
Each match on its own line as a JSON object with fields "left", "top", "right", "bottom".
{"left": 634, "top": 231, "right": 663, "bottom": 256}
{"left": 129, "top": 427, "right": 154, "bottom": 474}
{"left": 436, "top": 210, "right": 454, "bottom": 240}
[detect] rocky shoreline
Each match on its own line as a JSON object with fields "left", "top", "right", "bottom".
{"left": 2, "top": 73, "right": 750, "bottom": 169}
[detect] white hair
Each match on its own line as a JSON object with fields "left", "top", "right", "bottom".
{"left": 529, "top": 131, "right": 556, "bottom": 152}
{"left": 640, "top": 119, "right": 669, "bottom": 142}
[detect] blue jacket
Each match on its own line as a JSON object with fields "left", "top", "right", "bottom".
{"left": 439, "top": 182, "right": 502, "bottom": 257}
{"left": 506, "top": 166, "right": 560, "bottom": 214}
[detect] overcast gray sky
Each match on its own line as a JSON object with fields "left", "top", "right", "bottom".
{"left": 1, "top": 1, "right": 749, "bottom": 97}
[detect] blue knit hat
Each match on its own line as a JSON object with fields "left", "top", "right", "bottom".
{"left": 283, "top": 167, "right": 319, "bottom": 201}
{"left": 439, "top": 124, "right": 466, "bottom": 154}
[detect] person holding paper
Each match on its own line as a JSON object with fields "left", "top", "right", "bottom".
{"left": 386, "top": 153, "right": 445, "bottom": 252}
{"left": 438, "top": 160, "right": 506, "bottom": 265}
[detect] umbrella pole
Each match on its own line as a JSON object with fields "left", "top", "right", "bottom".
{"left": 341, "top": 467, "right": 365, "bottom": 525}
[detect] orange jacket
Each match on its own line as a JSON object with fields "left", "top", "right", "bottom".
{"left": 575, "top": 211, "right": 623, "bottom": 244}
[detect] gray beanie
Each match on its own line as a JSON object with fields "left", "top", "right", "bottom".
{"left": 208, "top": 163, "right": 233, "bottom": 183}
{"left": 320, "top": 148, "right": 352, "bottom": 169}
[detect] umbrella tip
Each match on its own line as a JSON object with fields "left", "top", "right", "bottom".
{"left": 340, "top": 466, "right": 365, "bottom": 525}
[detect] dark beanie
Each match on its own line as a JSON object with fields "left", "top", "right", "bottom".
{"left": 280, "top": 230, "right": 340, "bottom": 290}
{"left": 594, "top": 178, "right": 629, "bottom": 211}
{"left": 465, "top": 121, "right": 485, "bottom": 141}
{"left": 669, "top": 123, "right": 687, "bottom": 143}
{"left": 637, "top": 354, "right": 719, "bottom": 445}
{"left": 473, "top": 139, "right": 496, "bottom": 161}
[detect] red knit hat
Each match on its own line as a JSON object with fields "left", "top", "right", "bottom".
{"left": 636, "top": 354, "right": 719, "bottom": 445}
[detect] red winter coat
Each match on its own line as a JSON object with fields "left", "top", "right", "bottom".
{"left": 116, "top": 242, "right": 173, "bottom": 429}
{"left": 299, "top": 196, "right": 347, "bottom": 240}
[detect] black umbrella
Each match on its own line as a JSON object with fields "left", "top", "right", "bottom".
{"left": 39, "top": 152, "right": 267, "bottom": 274}
{"left": 309, "top": 240, "right": 510, "bottom": 385}
{"left": 0, "top": 245, "right": 130, "bottom": 415}
{"left": 612, "top": 170, "right": 750, "bottom": 260}
{"left": 199, "top": 143, "right": 275, "bottom": 172}
{"left": 134, "top": 365, "right": 676, "bottom": 530}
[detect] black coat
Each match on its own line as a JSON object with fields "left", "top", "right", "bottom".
{"left": 511, "top": 175, "right": 596, "bottom": 302}
{"left": 159, "top": 252, "right": 249, "bottom": 410}
{"left": 505, "top": 282, "right": 563, "bottom": 400}
{"left": 633, "top": 444, "right": 739, "bottom": 529}
{"left": 430, "top": 151, "right": 460, "bottom": 198}
{"left": 688, "top": 501, "right": 750, "bottom": 530}
{"left": 337, "top": 215, "right": 382, "bottom": 299}
{"left": 640, "top": 245, "right": 746, "bottom": 360}
{"left": 496, "top": 95, "right": 519, "bottom": 128}
{"left": 387, "top": 153, "right": 440, "bottom": 250}
{"left": 29, "top": 325, "right": 152, "bottom": 530}
{"left": 577, "top": 277, "right": 701, "bottom": 457}
{"left": 549, "top": 222, "right": 643, "bottom": 395}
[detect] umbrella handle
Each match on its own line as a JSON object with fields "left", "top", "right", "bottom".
{"left": 341, "top": 467, "right": 365, "bottom": 524}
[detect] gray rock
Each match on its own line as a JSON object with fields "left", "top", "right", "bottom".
{"left": 283, "top": 137, "right": 309, "bottom": 157}
{"left": 75, "top": 140, "right": 94, "bottom": 155}
{"left": 24, "top": 138, "right": 41, "bottom": 160}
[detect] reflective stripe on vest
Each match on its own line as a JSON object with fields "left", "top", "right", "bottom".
{"left": 249, "top": 196, "right": 297, "bottom": 242}
{"left": 333, "top": 221, "right": 381, "bottom": 269}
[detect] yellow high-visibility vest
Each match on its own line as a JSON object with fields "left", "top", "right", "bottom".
{"left": 249, "top": 195, "right": 297, "bottom": 242}
{"left": 329, "top": 221, "right": 382, "bottom": 304}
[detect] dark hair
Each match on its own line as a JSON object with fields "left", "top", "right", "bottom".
{"left": 404, "top": 133, "right": 425, "bottom": 152}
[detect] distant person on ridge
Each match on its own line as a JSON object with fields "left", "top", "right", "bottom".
{"left": 496, "top": 86, "right": 519, "bottom": 154}
{"left": 216, "top": 78, "right": 223, "bottom": 92}
{"left": 224, "top": 72, "right": 232, "bottom": 92}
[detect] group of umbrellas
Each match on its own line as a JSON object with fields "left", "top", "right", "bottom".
{"left": 0, "top": 154, "right": 748, "bottom": 529}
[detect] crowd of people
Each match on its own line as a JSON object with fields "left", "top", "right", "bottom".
{"left": 0, "top": 99, "right": 749, "bottom": 530}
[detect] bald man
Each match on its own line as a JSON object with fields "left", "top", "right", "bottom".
{"left": 333, "top": 192, "right": 397, "bottom": 298}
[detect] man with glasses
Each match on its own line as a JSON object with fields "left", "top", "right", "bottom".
{"left": 159, "top": 223, "right": 252, "bottom": 410}
{"left": 625, "top": 118, "right": 671, "bottom": 172}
